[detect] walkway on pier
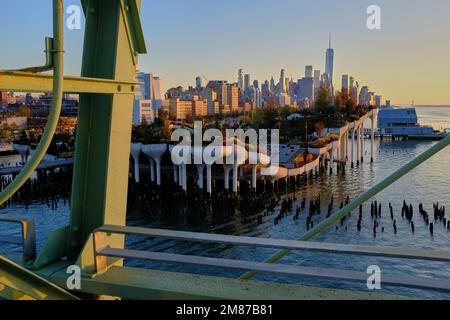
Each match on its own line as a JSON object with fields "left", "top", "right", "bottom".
{"left": 0, "top": 158, "right": 73, "bottom": 176}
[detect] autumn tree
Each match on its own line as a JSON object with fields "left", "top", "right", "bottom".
{"left": 251, "top": 108, "right": 264, "bottom": 128}
{"left": 315, "top": 85, "right": 336, "bottom": 114}
{"left": 16, "top": 105, "right": 32, "bottom": 118}
{"left": 262, "top": 107, "right": 279, "bottom": 129}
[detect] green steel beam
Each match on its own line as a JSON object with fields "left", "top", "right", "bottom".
{"left": 68, "top": 0, "right": 144, "bottom": 260}
{"left": 32, "top": 226, "right": 70, "bottom": 270}
{"left": 0, "top": 283, "right": 35, "bottom": 300}
{"left": 37, "top": 265, "right": 403, "bottom": 300}
{"left": 119, "top": 0, "right": 148, "bottom": 56}
{"left": 0, "top": 255, "right": 79, "bottom": 300}
{"left": 0, "top": 70, "right": 138, "bottom": 94}
{"left": 82, "top": 0, "right": 147, "bottom": 56}
{"left": 240, "top": 135, "right": 450, "bottom": 280}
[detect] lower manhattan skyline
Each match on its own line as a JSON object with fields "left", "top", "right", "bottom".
{"left": 2, "top": 0, "right": 450, "bottom": 105}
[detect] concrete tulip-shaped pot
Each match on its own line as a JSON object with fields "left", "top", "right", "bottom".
{"left": 142, "top": 144, "right": 168, "bottom": 186}
{"left": 130, "top": 143, "right": 143, "bottom": 183}
{"left": 13, "top": 144, "right": 31, "bottom": 163}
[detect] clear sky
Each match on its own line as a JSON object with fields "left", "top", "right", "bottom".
{"left": 2, "top": 0, "right": 450, "bottom": 105}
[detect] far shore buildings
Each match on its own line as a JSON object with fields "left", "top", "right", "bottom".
{"left": 133, "top": 71, "right": 165, "bottom": 125}
{"left": 132, "top": 39, "right": 385, "bottom": 125}
{"left": 133, "top": 100, "right": 154, "bottom": 125}
{"left": 206, "top": 81, "right": 239, "bottom": 113}
{"left": 169, "top": 96, "right": 208, "bottom": 120}
{"left": 375, "top": 95, "right": 383, "bottom": 108}
{"left": 200, "top": 87, "right": 220, "bottom": 115}
{"left": 34, "top": 93, "right": 78, "bottom": 117}
{"left": 169, "top": 99, "right": 194, "bottom": 120}
{"left": 359, "top": 86, "right": 376, "bottom": 107}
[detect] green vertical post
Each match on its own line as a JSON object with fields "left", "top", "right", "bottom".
{"left": 68, "top": 0, "right": 145, "bottom": 260}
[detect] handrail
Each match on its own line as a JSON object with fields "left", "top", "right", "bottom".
{"left": 91, "top": 225, "right": 450, "bottom": 293}
{"left": 0, "top": 216, "right": 36, "bottom": 264}
{"left": 96, "top": 248, "right": 450, "bottom": 292}
{"left": 95, "top": 225, "right": 450, "bottom": 262}
{"left": 0, "top": 0, "right": 64, "bottom": 207}
{"left": 240, "top": 134, "right": 450, "bottom": 280}
{"left": 7, "top": 37, "right": 54, "bottom": 73}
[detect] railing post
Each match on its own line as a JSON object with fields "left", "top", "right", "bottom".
{"left": 0, "top": 216, "right": 36, "bottom": 264}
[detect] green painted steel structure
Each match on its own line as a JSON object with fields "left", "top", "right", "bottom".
{"left": 68, "top": 0, "right": 146, "bottom": 261}
{"left": 0, "top": 0, "right": 449, "bottom": 300}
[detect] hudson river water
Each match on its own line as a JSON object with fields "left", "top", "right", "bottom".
{"left": 1, "top": 106, "right": 450, "bottom": 299}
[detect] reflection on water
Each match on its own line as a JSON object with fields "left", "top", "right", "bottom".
{"left": 416, "top": 106, "right": 450, "bottom": 131}
{"left": 1, "top": 107, "right": 450, "bottom": 299}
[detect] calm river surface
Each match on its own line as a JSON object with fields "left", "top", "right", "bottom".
{"left": 1, "top": 106, "right": 450, "bottom": 299}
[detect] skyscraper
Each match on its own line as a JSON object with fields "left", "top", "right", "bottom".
{"left": 298, "top": 77, "right": 314, "bottom": 101}
{"left": 386, "top": 100, "right": 391, "bottom": 108}
{"left": 262, "top": 80, "right": 270, "bottom": 98}
{"left": 350, "top": 78, "right": 359, "bottom": 104}
{"left": 325, "top": 37, "right": 334, "bottom": 85}
{"left": 135, "top": 72, "right": 152, "bottom": 100}
{"left": 305, "top": 65, "right": 313, "bottom": 78}
{"left": 244, "top": 74, "right": 251, "bottom": 92}
{"left": 254, "top": 87, "right": 262, "bottom": 109}
{"left": 359, "top": 86, "right": 370, "bottom": 106}
{"left": 253, "top": 80, "right": 259, "bottom": 91}
{"left": 280, "top": 69, "right": 286, "bottom": 94}
{"left": 196, "top": 76, "right": 203, "bottom": 90}
{"left": 238, "top": 69, "right": 244, "bottom": 90}
{"left": 151, "top": 76, "right": 165, "bottom": 109}
{"left": 135, "top": 72, "right": 165, "bottom": 103}
{"left": 375, "top": 95, "right": 382, "bottom": 108}
{"left": 270, "top": 77, "right": 276, "bottom": 93}
{"left": 207, "top": 81, "right": 228, "bottom": 107}
{"left": 227, "top": 84, "right": 239, "bottom": 112}
{"left": 201, "top": 87, "right": 220, "bottom": 115}
{"left": 313, "top": 70, "right": 321, "bottom": 100}
{"left": 341, "top": 75, "right": 349, "bottom": 94}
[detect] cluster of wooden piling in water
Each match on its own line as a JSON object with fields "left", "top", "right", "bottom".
{"left": 0, "top": 167, "right": 72, "bottom": 212}
{"left": 1, "top": 160, "right": 447, "bottom": 242}
{"left": 362, "top": 200, "right": 449, "bottom": 237}
{"left": 306, "top": 195, "right": 324, "bottom": 230}
{"left": 274, "top": 198, "right": 294, "bottom": 226}
{"left": 432, "top": 203, "right": 449, "bottom": 234}
{"left": 127, "top": 174, "right": 285, "bottom": 227}
{"left": 293, "top": 198, "right": 306, "bottom": 222}
{"left": 128, "top": 169, "right": 448, "bottom": 239}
